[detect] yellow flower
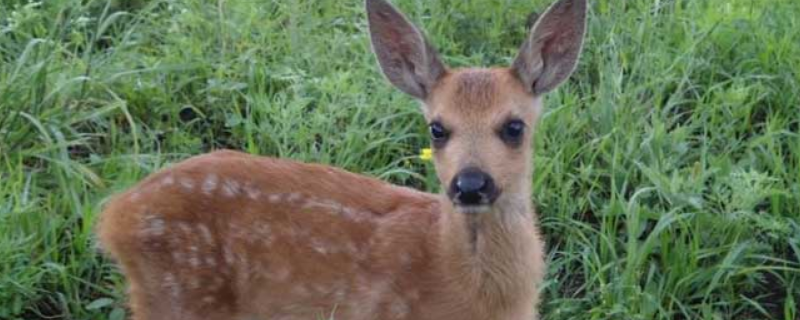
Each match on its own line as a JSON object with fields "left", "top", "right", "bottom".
{"left": 419, "top": 148, "right": 433, "bottom": 161}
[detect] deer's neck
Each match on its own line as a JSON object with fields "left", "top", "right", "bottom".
{"left": 435, "top": 189, "right": 544, "bottom": 306}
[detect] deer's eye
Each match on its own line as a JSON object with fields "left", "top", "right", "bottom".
{"left": 500, "top": 119, "right": 525, "bottom": 146}
{"left": 429, "top": 122, "right": 448, "bottom": 147}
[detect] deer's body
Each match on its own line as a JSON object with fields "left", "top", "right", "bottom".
{"left": 99, "top": 149, "right": 542, "bottom": 320}
{"left": 98, "top": 0, "right": 586, "bottom": 319}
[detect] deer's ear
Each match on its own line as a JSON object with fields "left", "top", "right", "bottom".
{"left": 366, "top": 0, "right": 446, "bottom": 100}
{"left": 511, "top": 0, "right": 587, "bottom": 94}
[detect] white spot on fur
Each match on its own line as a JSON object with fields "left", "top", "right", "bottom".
{"left": 342, "top": 207, "right": 367, "bottom": 222}
{"left": 202, "top": 173, "right": 218, "bottom": 195}
{"left": 161, "top": 175, "right": 175, "bottom": 187}
{"left": 299, "top": 197, "right": 375, "bottom": 224}
{"left": 254, "top": 224, "right": 273, "bottom": 245}
{"left": 163, "top": 273, "right": 180, "bottom": 298}
{"left": 229, "top": 221, "right": 267, "bottom": 245}
{"left": 198, "top": 224, "right": 214, "bottom": 245}
{"left": 187, "top": 246, "right": 201, "bottom": 267}
{"left": 202, "top": 296, "right": 216, "bottom": 304}
{"left": 310, "top": 237, "right": 333, "bottom": 255}
{"left": 244, "top": 184, "right": 261, "bottom": 200}
{"left": 233, "top": 253, "right": 252, "bottom": 293}
{"left": 313, "top": 244, "right": 329, "bottom": 255}
{"left": 205, "top": 256, "right": 217, "bottom": 267}
{"left": 291, "top": 285, "right": 309, "bottom": 296}
{"left": 268, "top": 194, "right": 282, "bottom": 203}
{"left": 178, "top": 222, "right": 192, "bottom": 235}
{"left": 140, "top": 215, "right": 165, "bottom": 237}
{"left": 223, "top": 246, "right": 235, "bottom": 265}
{"left": 222, "top": 179, "right": 241, "bottom": 197}
{"left": 189, "top": 256, "right": 201, "bottom": 268}
{"left": 180, "top": 178, "right": 195, "bottom": 190}
{"left": 302, "top": 197, "right": 341, "bottom": 211}
{"left": 287, "top": 192, "right": 302, "bottom": 202}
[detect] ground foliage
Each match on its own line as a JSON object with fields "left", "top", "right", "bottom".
{"left": 1, "top": 0, "right": 799, "bottom": 319}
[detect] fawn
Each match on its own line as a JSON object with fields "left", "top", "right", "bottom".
{"left": 97, "top": 0, "right": 586, "bottom": 319}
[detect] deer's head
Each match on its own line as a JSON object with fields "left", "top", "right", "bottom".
{"left": 367, "top": 0, "right": 587, "bottom": 213}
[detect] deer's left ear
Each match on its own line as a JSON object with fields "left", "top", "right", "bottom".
{"left": 511, "top": 0, "right": 587, "bottom": 95}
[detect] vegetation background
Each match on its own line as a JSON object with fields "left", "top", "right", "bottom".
{"left": 1, "top": 0, "right": 799, "bottom": 319}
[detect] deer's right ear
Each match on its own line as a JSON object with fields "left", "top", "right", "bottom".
{"left": 367, "top": 0, "right": 446, "bottom": 100}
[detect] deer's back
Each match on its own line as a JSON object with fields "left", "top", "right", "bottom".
{"left": 97, "top": 150, "right": 441, "bottom": 319}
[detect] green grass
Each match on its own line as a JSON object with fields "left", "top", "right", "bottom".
{"left": 1, "top": 0, "right": 799, "bottom": 319}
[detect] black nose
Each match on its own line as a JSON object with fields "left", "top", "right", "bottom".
{"left": 449, "top": 168, "right": 498, "bottom": 206}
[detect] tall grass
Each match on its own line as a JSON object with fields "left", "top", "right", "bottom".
{"left": 1, "top": 0, "right": 798, "bottom": 319}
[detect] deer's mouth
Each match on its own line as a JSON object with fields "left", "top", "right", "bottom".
{"left": 454, "top": 203, "right": 493, "bottom": 214}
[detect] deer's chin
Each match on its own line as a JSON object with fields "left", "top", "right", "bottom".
{"left": 454, "top": 204, "right": 492, "bottom": 215}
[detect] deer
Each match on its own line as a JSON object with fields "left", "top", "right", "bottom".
{"left": 96, "top": 0, "right": 586, "bottom": 319}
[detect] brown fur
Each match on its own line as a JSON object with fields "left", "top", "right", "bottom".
{"left": 98, "top": 0, "right": 587, "bottom": 319}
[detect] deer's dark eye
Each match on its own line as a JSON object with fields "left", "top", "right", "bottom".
{"left": 500, "top": 119, "right": 525, "bottom": 146}
{"left": 429, "top": 121, "right": 448, "bottom": 147}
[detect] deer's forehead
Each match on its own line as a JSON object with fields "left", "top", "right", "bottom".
{"left": 428, "top": 68, "right": 533, "bottom": 124}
